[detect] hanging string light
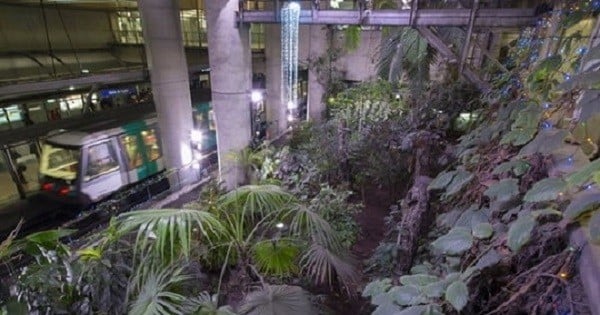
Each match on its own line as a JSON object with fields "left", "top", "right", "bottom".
{"left": 281, "top": 2, "right": 300, "bottom": 124}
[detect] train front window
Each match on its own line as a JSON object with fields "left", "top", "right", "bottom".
{"left": 40, "top": 144, "right": 80, "bottom": 180}
{"left": 85, "top": 142, "right": 119, "bottom": 180}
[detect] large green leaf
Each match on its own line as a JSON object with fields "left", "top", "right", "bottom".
{"left": 564, "top": 191, "right": 600, "bottom": 220}
{"left": 590, "top": 211, "right": 600, "bottom": 245}
{"left": 472, "top": 223, "right": 494, "bottom": 239}
{"left": 507, "top": 215, "right": 536, "bottom": 252}
{"left": 422, "top": 281, "right": 446, "bottom": 298}
{"left": 519, "top": 129, "right": 569, "bottom": 156}
{"left": 483, "top": 179, "right": 520, "bottom": 202}
{"left": 500, "top": 129, "right": 537, "bottom": 146}
{"left": 445, "top": 171, "right": 474, "bottom": 196}
{"left": 399, "top": 274, "right": 439, "bottom": 287}
{"left": 428, "top": 171, "right": 457, "bottom": 191}
{"left": 397, "top": 305, "right": 427, "bottom": 315}
{"left": 445, "top": 280, "right": 469, "bottom": 311}
{"left": 431, "top": 227, "right": 473, "bottom": 256}
{"left": 492, "top": 160, "right": 530, "bottom": 176}
{"left": 389, "top": 285, "right": 423, "bottom": 306}
{"left": 219, "top": 184, "right": 295, "bottom": 217}
{"left": 475, "top": 249, "right": 502, "bottom": 269}
{"left": 363, "top": 278, "right": 393, "bottom": 298}
{"left": 523, "top": 178, "right": 567, "bottom": 202}
{"left": 567, "top": 159, "right": 600, "bottom": 187}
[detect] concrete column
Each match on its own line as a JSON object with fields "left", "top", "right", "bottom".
{"left": 307, "top": 25, "right": 328, "bottom": 122}
{"left": 264, "top": 24, "right": 285, "bottom": 138}
{"left": 138, "top": 0, "right": 194, "bottom": 170}
{"left": 205, "top": 0, "right": 252, "bottom": 190}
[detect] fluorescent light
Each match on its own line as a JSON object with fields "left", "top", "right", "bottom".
{"left": 81, "top": 69, "right": 90, "bottom": 74}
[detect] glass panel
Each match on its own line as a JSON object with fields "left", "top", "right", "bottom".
{"left": 0, "top": 151, "right": 19, "bottom": 205}
{"left": 26, "top": 103, "right": 48, "bottom": 124}
{"left": 251, "top": 24, "right": 265, "bottom": 50}
{"left": 40, "top": 143, "right": 80, "bottom": 180}
{"left": 141, "top": 129, "right": 161, "bottom": 161}
{"left": 11, "top": 142, "right": 40, "bottom": 192}
{"left": 86, "top": 142, "right": 119, "bottom": 180}
{"left": 0, "top": 109, "right": 9, "bottom": 131}
{"left": 120, "top": 134, "right": 143, "bottom": 169}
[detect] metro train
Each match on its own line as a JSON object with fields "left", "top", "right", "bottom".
{"left": 38, "top": 103, "right": 218, "bottom": 207}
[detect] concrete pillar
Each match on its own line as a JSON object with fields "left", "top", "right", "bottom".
{"left": 307, "top": 25, "right": 328, "bottom": 122}
{"left": 205, "top": 0, "right": 252, "bottom": 190}
{"left": 264, "top": 24, "right": 285, "bottom": 138}
{"left": 138, "top": 0, "right": 194, "bottom": 170}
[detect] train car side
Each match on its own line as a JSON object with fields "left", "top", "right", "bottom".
{"left": 39, "top": 117, "right": 166, "bottom": 207}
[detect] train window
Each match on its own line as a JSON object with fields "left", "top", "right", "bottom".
{"left": 40, "top": 144, "right": 80, "bottom": 180}
{"left": 119, "top": 135, "right": 143, "bottom": 169}
{"left": 141, "top": 129, "right": 161, "bottom": 161}
{"left": 85, "top": 142, "right": 119, "bottom": 180}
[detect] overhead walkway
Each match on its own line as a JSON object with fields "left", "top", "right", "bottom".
{"left": 239, "top": 8, "right": 538, "bottom": 27}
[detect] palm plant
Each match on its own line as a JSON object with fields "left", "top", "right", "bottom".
{"left": 238, "top": 285, "right": 314, "bottom": 315}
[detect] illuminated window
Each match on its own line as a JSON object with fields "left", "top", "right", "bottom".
{"left": 86, "top": 142, "right": 119, "bottom": 180}
{"left": 120, "top": 135, "right": 143, "bottom": 169}
{"left": 251, "top": 24, "right": 265, "bottom": 50}
{"left": 141, "top": 129, "right": 162, "bottom": 161}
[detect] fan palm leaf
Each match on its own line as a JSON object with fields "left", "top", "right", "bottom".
{"left": 300, "top": 243, "right": 358, "bottom": 294}
{"left": 128, "top": 263, "right": 191, "bottom": 315}
{"left": 252, "top": 239, "right": 300, "bottom": 276}
{"left": 286, "top": 204, "right": 340, "bottom": 249}
{"left": 218, "top": 185, "right": 295, "bottom": 218}
{"left": 116, "top": 209, "right": 225, "bottom": 264}
{"left": 238, "top": 285, "right": 314, "bottom": 315}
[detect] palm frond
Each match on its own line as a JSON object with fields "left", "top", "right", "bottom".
{"left": 252, "top": 239, "right": 300, "bottom": 276}
{"left": 128, "top": 263, "right": 191, "bottom": 315}
{"left": 183, "top": 292, "right": 236, "bottom": 315}
{"left": 116, "top": 209, "right": 225, "bottom": 264}
{"left": 287, "top": 204, "right": 340, "bottom": 249}
{"left": 300, "top": 243, "right": 358, "bottom": 294}
{"left": 218, "top": 185, "right": 295, "bottom": 218}
{"left": 238, "top": 285, "right": 314, "bottom": 315}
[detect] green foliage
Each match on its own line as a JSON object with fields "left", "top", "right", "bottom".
{"left": 566, "top": 158, "right": 600, "bottom": 187}
{"left": 253, "top": 240, "right": 300, "bottom": 276}
{"left": 431, "top": 227, "right": 473, "bottom": 256}
{"left": 344, "top": 26, "right": 361, "bottom": 51}
{"left": 507, "top": 214, "right": 536, "bottom": 252}
{"left": 308, "top": 185, "right": 361, "bottom": 249}
{"left": 590, "top": 211, "right": 600, "bottom": 244}
{"left": 445, "top": 280, "right": 468, "bottom": 311}
{"left": 500, "top": 104, "right": 542, "bottom": 146}
{"left": 492, "top": 160, "right": 530, "bottom": 177}
{"left": 564, "top": 191, "right": 600, "bottom": 219}
{"left": 117, "top": 208, "right": 224, "bottom": 265}
{"left": 300, "top": 243, "right": 358, "bottom": 293}
{"left": 526, "top": 55, "right": 562, "bottom": 99}
{"left": 128, "top": 264, "right": 191, "bottom": 315}
{"left": 472, "top": 222, "right": 494, "bottom": 239}
{"left": 523, "top": 177, "right": 567, "bottom": 202}
{"left": 238, "top": 285, "right": 314, "bottom": 315}
{"left": 483, "top": 179, "right": 520, "bottom": 202}
{"left": 428, "top": 171, "right": 456, "bottom": 191}
{"left": 444, "top": 170, "right": 474, "bottom": 197}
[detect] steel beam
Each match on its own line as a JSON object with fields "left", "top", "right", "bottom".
{"left": 417, "top": 26, "right": 490, "bottom": 91}
{"left": 239, "top": 8, "right": 537, "bottom": 27}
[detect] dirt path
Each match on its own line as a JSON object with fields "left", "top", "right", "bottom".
{"left": 352, "top": 189, "right": 392, "bottom": 261}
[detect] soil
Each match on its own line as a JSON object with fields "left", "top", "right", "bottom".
{"left": 324, "top": 187, "right": 394, "bottom": 315}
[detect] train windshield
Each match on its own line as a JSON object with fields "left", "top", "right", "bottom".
{"left": 39, "top": 143, "right": 80, "bottom": 180}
